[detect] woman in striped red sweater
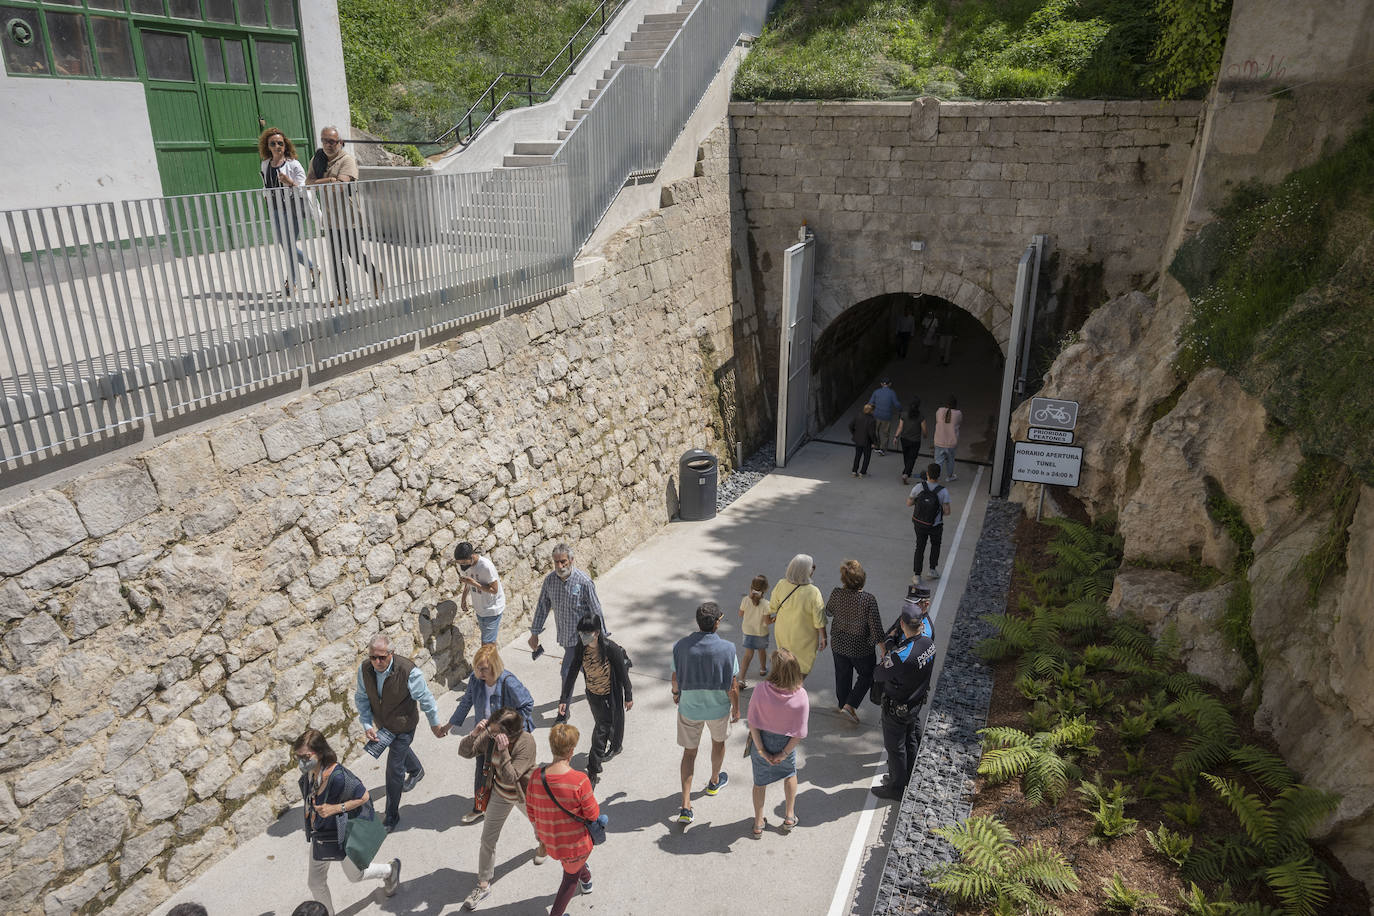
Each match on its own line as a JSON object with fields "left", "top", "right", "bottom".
{"left": 527, "top": 723, "right": 601, "bottom": 916}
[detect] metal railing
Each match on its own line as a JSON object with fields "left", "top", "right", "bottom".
{"left": 0, "top": 167, "right": 571, "bottom": 465}
{"left": 557, "top": 0, "right": 772, "bottom": 246}
{"left": 352, "top": 0, "right": 633, "bottom": 154}
{"left": 0, "top": 0, "right": 772, "bottom": 470}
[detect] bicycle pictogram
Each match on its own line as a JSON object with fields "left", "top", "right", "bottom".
{"left": 1032, "top": 405, "right": 1071, "bottom": 424}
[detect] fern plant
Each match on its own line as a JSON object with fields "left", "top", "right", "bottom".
{"left": 1166, "top": 783, "right": 1205, "bottom": 828}
{"left": 1080, "top": 677, "right": 1116, "bottom": 710}
{"left": 1078, "top": 777, "right": 1139, "bottom": 842}
{"left": 1169, "top": 684, "right": 1238, "bottom": 779}
{"left": 1146, "top": 822, "right": 1195, "bottom": 866}
{"left": 978, "top": 716, "right": 1099, "bottom": 806}
{"left": 978, "top": 603, "right": 1074, "bottom": 677}
{"left": 1194, "top": 771, "right": 1340, "bottom": 916}
{"left": 928, "top": 815, "right": 1079, "bottom": 915}
{"left": 1116, "top": 707, "right": 1158, "bottom": 747}
{"left": 1101, "top": 873, "right": 1163, "bottom": 912}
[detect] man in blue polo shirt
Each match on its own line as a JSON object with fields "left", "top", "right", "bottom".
{"left": 869, "top": 379, "right": 902, "bottom": 455}
{"left": 670, "top": 602, "right": 739, "bottom": 824}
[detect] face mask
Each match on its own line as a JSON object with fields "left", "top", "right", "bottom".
{"left": 298, "top": 758, "right": 318, "bottom": 774}
{"left": 750, "top": 590, "right": 762, "bottom": 599}
{"left": 579, "top": 633, "right": 595, "bottom": 646}
{"left": 556, "top": 567, "right": 571, "bottom": 580}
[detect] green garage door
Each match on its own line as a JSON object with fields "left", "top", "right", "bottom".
{"left": 141, "top": 25, "right": 309, "bottom": 196}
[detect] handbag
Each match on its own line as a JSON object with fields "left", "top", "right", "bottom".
{"left": 474, "top": 761, "right": 494, "bottom": 813}
{"left": 743, "top": 730, "right": 755, "bottom": 759}
{"left": 344, "top": 809, "right": 387, "bottom": 869}
{"left": 540, "top": 768, "right": 607, "bottom": 845}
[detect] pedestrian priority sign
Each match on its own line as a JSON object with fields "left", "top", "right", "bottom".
{"left": 1011, "top": 442, "right": 1083, "bottom": 487}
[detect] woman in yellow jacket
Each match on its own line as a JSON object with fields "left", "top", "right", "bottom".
{"left": 768, "top": 554, "right": 827, "bottom": 676}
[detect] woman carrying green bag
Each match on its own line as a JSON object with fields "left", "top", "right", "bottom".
{"left": 295, "top": 729, "right": 401, "bottom": 912}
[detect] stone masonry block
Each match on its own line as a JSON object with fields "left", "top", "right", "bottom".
{"left": 72, "top": 463, "right": 159, "bottom": 538}
{"left": 0, "top": 489, "right": 88, "bottom": 576}
{"left": 145, "top": 435, "right": 216, "bottom": 505}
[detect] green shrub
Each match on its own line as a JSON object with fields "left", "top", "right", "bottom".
{"left": 1102, "top": 873, "right": 1164, "bottom": 912}
{"left": 1146, "top": 822, "right": 1195, "bottom": 866}
{"left": 928, "top": 815, "right": 1080, "bottom": 914}
{"left": 734, "top": 0, "right": 1174, "bottom": 101}
{"left": 978, "top": 715, "right": 1099, "bottom": 806}
{"left": 1078, "top": 777, "right": 1139, "bottom": 842}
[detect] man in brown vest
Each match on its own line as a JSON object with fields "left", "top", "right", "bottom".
{"left": 355, "top": 634, "right": 444, "bottom": 832}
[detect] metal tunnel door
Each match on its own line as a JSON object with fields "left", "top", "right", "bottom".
{"left": 775, "top": 227, "right": 815, "bottom": 467}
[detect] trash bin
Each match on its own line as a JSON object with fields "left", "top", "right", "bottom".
{"left": 678, "top": 449, "right": 718, "bottom": 521}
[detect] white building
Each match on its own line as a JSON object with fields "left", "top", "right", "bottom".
{"left": 0, "top": 0, "right": 349, "bottom": 211}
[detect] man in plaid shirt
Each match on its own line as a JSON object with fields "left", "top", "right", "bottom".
{"left": 528, "top": 543, "right": 608, "bottom": 701}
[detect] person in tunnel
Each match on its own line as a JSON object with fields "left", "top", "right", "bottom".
{"left": 894, "top": 398, "right": 926, "bottom": 485}
{"left": 849, "top": 403, "right": 879, "bottom": 478}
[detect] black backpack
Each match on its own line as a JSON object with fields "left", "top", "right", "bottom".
{"left": 911, "top": 481, "right": 943, "bottom": 527}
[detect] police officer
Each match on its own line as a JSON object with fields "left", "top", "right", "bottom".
{"left": 870, "top": 591, "right": 937, "bottom": 801}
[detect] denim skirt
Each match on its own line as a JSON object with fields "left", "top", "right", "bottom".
{"left": 750, "top": 728, "right": 797, "bottom": 786}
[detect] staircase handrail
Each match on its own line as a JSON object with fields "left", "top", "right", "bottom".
{"left": 351, "top": 0, "right": 632, "bottom": 153}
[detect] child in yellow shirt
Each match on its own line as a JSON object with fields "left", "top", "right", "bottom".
{"left": 738, "top": 574, "right": 772, "bottom": 689}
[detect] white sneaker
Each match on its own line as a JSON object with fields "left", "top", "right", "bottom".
{"left": 948, "top": 474, "right": 958, "bottom": 481}
{"left": 384, "top": 858, "right": 401, "bottom": 896}
{"left": 911, "top": 574, "right": 922, "bottom": 586}
{"left": 928, "top": 567, "right": 941, "bottom": 579}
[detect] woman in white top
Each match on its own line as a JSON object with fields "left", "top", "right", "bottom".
{"left": 932, "top": 396, "right": 962, "bottom": 482}
{"left": 259, "top": 127, "right": 319, "bottom": 295}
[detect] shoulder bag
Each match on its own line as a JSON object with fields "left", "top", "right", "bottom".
{"left": 474, "top": 758, "right": 494, "bottom": 813}
{"left": 540, "top": 769, "right": 607, "bottom": 845}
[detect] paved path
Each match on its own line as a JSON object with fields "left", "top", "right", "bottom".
{"left": 156, "top": 436, "right": 990, "bottom": 916}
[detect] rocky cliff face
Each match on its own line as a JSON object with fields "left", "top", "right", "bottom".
{"left": 1011, "top": 284, "right": 1374, "bottom": 889}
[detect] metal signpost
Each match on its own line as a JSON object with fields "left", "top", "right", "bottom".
{"left": 1015, "top": 396, "right": 1082, "bottom": 517}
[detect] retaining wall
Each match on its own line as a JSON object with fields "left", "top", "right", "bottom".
{"left": 0, "top": 123, "right": 766, "bottom": 916}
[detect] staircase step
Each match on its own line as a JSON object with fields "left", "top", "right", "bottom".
{"left": 557, "top": 129, "right": 573, "bottom": 140}
{"left": 512, "top": 141, "right": 561, "bottom": 156}
{"left": 596, "top": 77, "right": 612, "bottom": 90}
{"left": 584, "top": 87, "right": 602, "bottom": 102}
{"left": 626, "top": 36, "right": 673, "bottom": 48}
{"left": 619, "top": 48, "right": 664, "bottom": 62}
{"left": 502, "top": 153, "right": 556, "bottom": 168}
{"left": 564, "top": 120, "right": 580, "bottom": 130}
{"left": 632, "top": 24, "right": 679, "bottom": 37}
{"left": 642, "top": 12, "right": 687, "bottom": 23}
{"left": 574, "top": 107, "right": 592, "bottom": 118}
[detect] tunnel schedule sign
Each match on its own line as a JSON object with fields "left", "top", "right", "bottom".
{"left": 1011, "top": 442, "right": 1083, "bottom": 487}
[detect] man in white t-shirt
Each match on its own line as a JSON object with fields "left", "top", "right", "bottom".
{"left": 454, "top": 542, "right": 505, "bottom": 645}
{"left": 906, "top": 462, "right": 952, "bottom": 584}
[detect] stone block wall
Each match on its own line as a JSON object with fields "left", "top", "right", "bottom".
{"left": 730, "top": 99, "right": 1203, "bottom": 384}
{"left": 0, "top": 123, "right": 764, "bottom": 915}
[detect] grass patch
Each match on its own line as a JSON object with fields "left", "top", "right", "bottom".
{"left": 1292, "top": 456, "right": 1360, "bottom": 606}
{"left": 341, "top": 0, "right": 599, "bottom": 145}
{"left": 732, "top": 0, "right": 1215, "bottom": 101}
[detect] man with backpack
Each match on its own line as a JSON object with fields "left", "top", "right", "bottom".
{"left": 907, "top": 462, "right": 952, "bottom": 584}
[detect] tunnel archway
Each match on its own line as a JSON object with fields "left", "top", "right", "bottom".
{"left": 810, "top": 291, "right": 1005, "bottom": 467}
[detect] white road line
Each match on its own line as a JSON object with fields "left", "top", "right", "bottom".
{"left": 825, "top": 763, "right": 889, "bottom": 916}
{"left": 826, "top": 465, "right": 984, "bottom": 916}
{"left": 928, "top": 465, "right": 984, "bottom": 626}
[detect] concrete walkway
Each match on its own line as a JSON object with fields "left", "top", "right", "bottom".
{"left": 156, "top": 436, "right": 990, "bottom": 916}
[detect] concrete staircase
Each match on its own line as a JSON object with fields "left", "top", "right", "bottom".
{"left": 501, "top": 2, "right": 693, "bottom": 168}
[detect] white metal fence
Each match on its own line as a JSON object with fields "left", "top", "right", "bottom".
{"left": 0, "top": 0, "right": 770, "bottom": 470}
{"left": 0, "top": 168, "right": 571, "bottom": 466}
{"left": 558, "top": 0, "right": 771, "bottom": 245}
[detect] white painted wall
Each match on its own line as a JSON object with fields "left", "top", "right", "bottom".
{"left": 0, "top": 73, "right": 161, "bottom": 213}
{"left": 298, "top": 0, "right": 350, "bottom": 141}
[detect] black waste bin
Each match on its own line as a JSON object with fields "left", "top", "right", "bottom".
{"left": 678, "top": 448, "right": 718, "bottom": 521}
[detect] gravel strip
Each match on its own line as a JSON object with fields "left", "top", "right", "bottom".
{"left": 717, "top": 443, "right": 777, "bottom": 510}
{"left": 872, "top": 498, "right": 1021, "bottom": 916}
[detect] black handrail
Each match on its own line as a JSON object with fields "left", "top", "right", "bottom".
{"left": 349, "top": 0, "right": 631, "bottom": 152}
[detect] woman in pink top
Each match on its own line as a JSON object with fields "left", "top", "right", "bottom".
{"left": 932, "top": 396, "right": 962, "bottom": 482}
{"left": 745, "top": 650, "right": 809, "bottom": 837}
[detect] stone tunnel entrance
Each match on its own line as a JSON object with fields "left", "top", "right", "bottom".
{"left": 811, "top": 292, "right": 1005, "bottom": 470}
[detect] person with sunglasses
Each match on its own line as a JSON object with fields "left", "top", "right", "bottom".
{"left": 306, "top": 126, "right": 383, "bottom": 306}
{"left": 354, "top": 634, "right": 445, "bottom": 832}
{"left": 257, "top": 126, "right": 319, "bottom": 296}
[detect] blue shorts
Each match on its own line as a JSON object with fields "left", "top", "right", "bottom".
{"left": 742, "top": 633, "right": 769, "bottom": 651}
{"left": 477, "top": 614, "right": 502, "bottom": 645}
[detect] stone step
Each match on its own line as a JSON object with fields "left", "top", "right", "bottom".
{"left": 596, "top": 77, "right": 612, "bottom": 90}
{"left": 573, "top": 107, "right": 592, "bottom": 119}
{"left": 557, "top": 129, "right": 573, "bottom": 140}
{"left": 511, "top": 141, "right": 561, "bottom": 156}
{"left": 502, "top": 153, "right": 555, "bottom": 168}
{"left": 564, "top": 119, "right": 580, "bottom": 131}
{"left": 619, "top": 48, "right": 664, "bottom": 62}
{"left": 642, "top": 12, "right": 687, "bottom": 23}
